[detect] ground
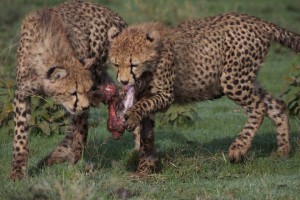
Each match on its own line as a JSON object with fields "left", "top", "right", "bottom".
{"left": 0, "top": 0, "right": 300, "bottom": 199}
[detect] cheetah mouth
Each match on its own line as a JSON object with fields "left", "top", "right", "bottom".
{"left": 63, "top": 106, "right": 80, "bottom": 116}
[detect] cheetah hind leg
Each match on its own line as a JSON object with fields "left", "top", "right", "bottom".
{"left": 258, "top": 89, "right": 291, "bottom": 157}
{"left": 221, "top": 69, "right": 268, "bottom": 162}
{"left": 37, "top": 111, "right": 89, "bottom": 167}
{"left": 227, "top": 93, "right": 267, "bottom": 162}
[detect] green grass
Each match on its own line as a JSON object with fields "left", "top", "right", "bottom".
{"left": 0, "top": 0, "right": 300, "bottom": 199}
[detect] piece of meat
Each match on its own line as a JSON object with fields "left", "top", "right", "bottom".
{"left": 107, "top": 94, "right": 126, "bottom": 140}
{"left": 97, "top": 84, "right": 135, "bottom": 140}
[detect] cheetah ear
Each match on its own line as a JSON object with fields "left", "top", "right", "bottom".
{"left": 108, "top": 26, "right": 121, "bottom": 43}
{"left": 146, "top": 31, "right": 160, "bottom": 43}
{"left": 47, "top": 67, "right": 68, "bottom": 83}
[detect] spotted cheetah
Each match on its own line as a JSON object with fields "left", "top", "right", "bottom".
{"left": 108, "top": 13, "right": 300, "bottom": 175}
{"left": 10, "top": 1, "right": 126, "bottom": 180}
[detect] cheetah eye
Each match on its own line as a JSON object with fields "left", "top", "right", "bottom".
{"left": 112, "top": 63, "right": 119, "bottom": 67}
{"left": 70, "top": 91, "right": 77, "bottom": 96}
{"left": 130, "top": 64, "right": 138, "bottom": 68}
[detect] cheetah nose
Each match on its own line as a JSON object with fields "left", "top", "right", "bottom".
{"left": 121, "top": 80, "right": 129, "bottom": 85}
{"left": 82, "top": 105, "right": 89, "bottom": 111}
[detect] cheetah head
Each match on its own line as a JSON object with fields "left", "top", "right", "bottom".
{"left": 23, "top": 10, "right": 94, "bottom": 115}
{"left": 42, "top": 60, "right": 93, "bottom": 115}
{"left": 107, "top": 23, "right": 163, "bottom": 87}
{"left": 29, "top": 39, "right": 93, "bottom": 115}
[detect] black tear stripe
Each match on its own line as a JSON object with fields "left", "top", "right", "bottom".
{"left": 117, "top": 69, "right": 119, "bottom": 81}
{"left": 130, "top": 66, "right": 137, "bottom": 83}
{"left": 73, "top": 82, "right": 78, "bottom": 112}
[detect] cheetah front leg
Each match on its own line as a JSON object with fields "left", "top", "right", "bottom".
{"left": 134, "top": 114, "right": 157, "bottom": 176}
{"left": 132, "top": 125, "right": 141, "bottom": 151}
{"left": 9, "top": 90, "right": 31, "bottom": 180}
{"left": 124, "top": 92, "right": 174, "bottom": 132}
{"left": 37, "top": 111, "right": 89, "bottom": 167}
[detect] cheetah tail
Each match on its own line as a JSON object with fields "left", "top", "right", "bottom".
{"left": 267, "top": 23, "right": 300, "bottom": 53}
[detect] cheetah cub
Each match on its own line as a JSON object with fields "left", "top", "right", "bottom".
{"left": 108, "top": 13, "right": 300, "bottom": 175}
{"left": 10, "top": 1, "right": 126, "bottom": 180}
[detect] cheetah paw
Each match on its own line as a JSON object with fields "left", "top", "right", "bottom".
{"left": 9, "top": 168, "right": 25, "bottom": 181}
{"left": 228, "top": 146, "right": 247, "bottom": 163}
{"left": 124, "top": 111, "right": 141, "bottom": 132}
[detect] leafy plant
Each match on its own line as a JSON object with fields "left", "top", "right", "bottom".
{"left": 29, "top": 97, "right": 68, "bottom": 136}
{"left": 0, "top": 79, "right": 15, "bottom": 129}
{"left": 0, "top": 79, "right": 68, "bottom": 135}
{"left": 157, "top": 104, "right": 199, "bottom": 129}
{"left": 281, "top": 64, "right": 300, "bottom": 116}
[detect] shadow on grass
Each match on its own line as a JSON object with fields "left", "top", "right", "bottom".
{"left": 82, "top": 128, "right": 299, "bottom": 172}
{"left": 27, "top": 125, "right": 298, "bottom": 177}
{"left": 83, "top": 132, "right": 139, "bottom": 170}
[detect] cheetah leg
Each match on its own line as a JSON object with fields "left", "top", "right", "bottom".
{"left": 9, "top": 90, "right": 31, "bottom": 180}
{"left": 132, "top": 125, "right": 141, "bottom": 151}
{"left": 221, "top": 72, "right": 267, "bottom": 162}
{"left": 228, "top": 93, "right": 266, "bottom": 162}
{"left": 37, "top": 111, "right": 89, "bottom": 167}
{"left": 258, "top": 89, "right": 290, "bottom": 156}
{"left": 135, "top": 114, "right": 157, "bottom": 176}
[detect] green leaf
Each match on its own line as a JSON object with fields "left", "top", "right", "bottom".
{"left": 51, "top": 110, "right": 66, "bottom": 121}
{"left": 183, "top": 112, "right": 194, "bottom": 120}
{"left": 40, "top": 112, "right": 51, "bottom": 121}
{"left": 37, "top": 121, "right": 51, "bottom": 135}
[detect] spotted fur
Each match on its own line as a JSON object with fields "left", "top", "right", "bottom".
{"left": 108, "top": 13, "right": 300, "bottom": 175}
{"left": 10, "top": 1, "right": 126, "bottom": 180}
